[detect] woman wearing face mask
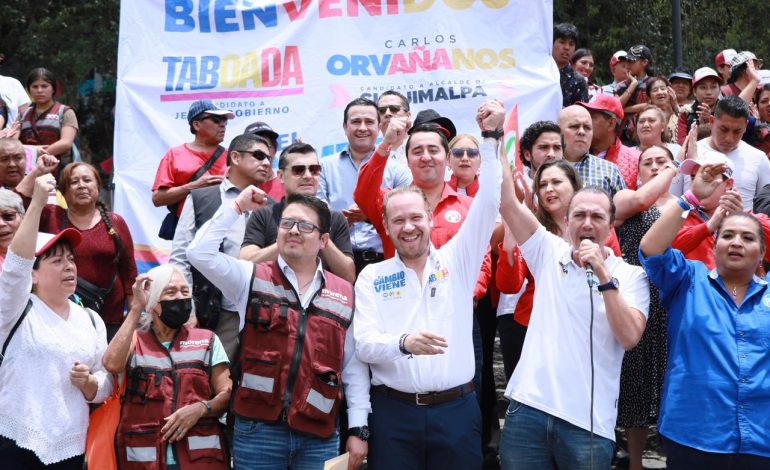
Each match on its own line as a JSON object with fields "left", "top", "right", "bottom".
{"left": 103, "top": 264, "right": 232, "bottom": 469}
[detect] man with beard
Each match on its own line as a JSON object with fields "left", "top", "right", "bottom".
{"left": 317, "top": 97, "right": 411, "bottom": 274}
{"left": 353, "top": 101, "right": 503, "bottom": 469}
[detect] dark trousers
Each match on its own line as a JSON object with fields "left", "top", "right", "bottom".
{"left": 473, "top": 294, "right": 500, "bottom": 467}
{"left": 0, "top": 436, "right": 84, "bottom": 470}
{"left": 662, "top": 436, "right": 770, "bottom": 470}
{"left": 368, "top": 388, "right": 482, "bottom": 469}
{"left": 497, "top": 314, "right": 527, "bottom": 381}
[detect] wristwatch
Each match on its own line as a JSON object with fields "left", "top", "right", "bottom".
{"left": 481, "top": 129, "right": 503, "bottom": 140}
{"left": 348, "top": 426, "right": 370, "bottom": 441}
{"left": 597, "top": 278, "right": 619, "bottom": 292}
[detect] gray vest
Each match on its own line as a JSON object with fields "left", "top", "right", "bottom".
{"left": 191, "top": 185, "right": 222, "bottom": 229}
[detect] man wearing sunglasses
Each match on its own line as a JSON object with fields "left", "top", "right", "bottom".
{"left": 152, "top": 99, "right": 234, "bottom": 222}
{"left": 318, "top": 97, "right": 412, "bottom": 275}
{"left": 377, "top": 91, "right": 411, "bottom": 165}
{"left": 240, "top": 142, "right": 356, "bottom": 283}
{"left": 244, "top": 121, "right": 287, "bottom": 202}
{"left": 188, "top": 189, "right": 370, "bottom": 470}
{"left": 170, "top": 133, "right": 274, "bottom": 360}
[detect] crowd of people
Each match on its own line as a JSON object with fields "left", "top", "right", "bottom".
{"left": 0, "top": 20, "right": 769, "bottom": 470}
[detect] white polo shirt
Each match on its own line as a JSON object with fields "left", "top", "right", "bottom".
{"left": 353, "top": 139, "right": 501, "bottom": 393}
{"left": 505, "top": 226, "right": 650, "bottom": 441}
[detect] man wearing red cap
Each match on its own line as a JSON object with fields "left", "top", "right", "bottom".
{"left": 579, "top": 95, "right": 641, "bottom": 189}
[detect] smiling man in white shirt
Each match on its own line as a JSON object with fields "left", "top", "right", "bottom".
{"left": 353, "top": 99, "right": 504, "bottom": 469}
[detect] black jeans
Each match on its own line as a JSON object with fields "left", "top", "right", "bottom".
{"left": 0, "top": 435, "right": 84, "bottom": 470}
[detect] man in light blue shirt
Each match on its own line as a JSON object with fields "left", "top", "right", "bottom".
{"left": 317, "top": 97, "right": 412, "bottom": 274}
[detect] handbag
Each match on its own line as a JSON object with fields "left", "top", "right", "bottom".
{"left": 158, "top": 146, "right": 225, "bottom": 240}
{"left": 85, "top": 370, "right": 126, "bottom": 470}
{"left": 75, "top": 275, "right": 116, "bottom": 313}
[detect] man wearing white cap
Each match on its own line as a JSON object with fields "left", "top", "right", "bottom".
{"left": 721, "top": 51, "right": 763, "bottom": 101}
{"left": 685, "top": 96, "right": 770, "bottom": 211}
{"left": 601, "top": 50, "right": 628, "bottom": 95}
{"left": 152, "top": 99, "right": 235, "bottom": 240}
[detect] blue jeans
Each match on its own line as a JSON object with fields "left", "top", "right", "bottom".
{"left": 499, "top": 400, "right": 614, "bottom": 470}
{"left": 233, "top": 417, "right": 339, "bottom": 469}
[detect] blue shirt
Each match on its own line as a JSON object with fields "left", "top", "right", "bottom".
{"left": 571, "top": 153, "right": 626, "bottom": 199}
{"left": 639, "top": 247, "right": 770, "bottom": 457}
{"left": 318, "top": 148, "right": 412, "bottom": 252}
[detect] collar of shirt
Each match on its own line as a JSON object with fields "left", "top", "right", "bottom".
{"left": 448, "top": 174, "right": 479, "bottom": 198}
{"left": 341, "top": 146, "right": 375, "bottom": 170}
{"left": 707, "top": 268, "right": 768, "bottom": 301}
{"left": 392, "top": 243, "right": 441, "bottom": 283}
{"left": 437, "top": 181, "right": 463, "bottom": 205}
{"left": 277, "top": 255, "right": 327, "bottom": 308}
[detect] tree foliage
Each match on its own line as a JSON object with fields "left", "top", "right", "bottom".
{"left": 555, "top": 0, "right": 770, "bottom": 85}
{"left": 0, "top": 0, "right": 119, "bottom": 162}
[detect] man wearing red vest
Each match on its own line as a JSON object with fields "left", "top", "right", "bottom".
{"left": 187, "top": 191, "right": 370, "bottom": 469}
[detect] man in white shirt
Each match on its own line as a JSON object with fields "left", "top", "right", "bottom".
{"left": 187, "top": 190, "right": 370, "bottom": 469}
{"left": 696, "top": 96, "right": 770, "bottom": 210}
{"left": 0, "top": 73, "right": 30, "bottom": 123}
{"left": 497, "top": 181, "right": 650, "bottom": 469}
{"left": 353, "top": 100, "right": 503, "bottom": 469}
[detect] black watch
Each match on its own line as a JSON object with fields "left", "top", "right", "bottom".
{"left": 348, "top": 426, "right": 370, "bottom": 441}
{"left": 597, "top": 278, "right": 620, "bottom": 292}
{"left": 481, "top": 129, "right": 503, "bottom": 140}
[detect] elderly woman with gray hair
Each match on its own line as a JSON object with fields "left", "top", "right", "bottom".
{"left": 0, "top": 189, "right": 24, "bottom": 271}
{"left": 103, "top": 264, "right": 232, "bottom": 469}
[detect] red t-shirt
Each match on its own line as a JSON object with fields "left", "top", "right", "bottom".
{"left": 259, "top": 176, "right": 286, "bottom": 202}
{"left": 39, "top": 205, "right": 138, "bottom": 325}
{"left": 152, "top": 144, "right": 227, "bottom": 215}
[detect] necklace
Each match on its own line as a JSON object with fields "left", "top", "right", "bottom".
{"left": 298, "top": 278, "right": 313, "bottom": 295}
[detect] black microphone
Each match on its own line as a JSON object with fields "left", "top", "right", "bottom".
{"left": 585, "top": 263, "right": 594, "bottom": 287}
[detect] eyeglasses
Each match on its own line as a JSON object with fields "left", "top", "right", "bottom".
{"left": 201, "top": 115, "right": 227, "bottom": 125}
{"left": 450, "top": 147, "right": 480, "bottom": 159}
{"left": 0, "top": 154, "right": 25, "bottom": 165}
{"left": 378, "top": 105, "right": 404, "bottom": 115}
{"left": 279, "top": 217, "right": 321, "bottom": 234}
{"left": 287, "top": 164, "right": 321, "bottom": 177}
{"left": 0, "top": 211, "right": 18, "bottom": 222}
{"left": 239, "top": 149, "right": 271, "bottom": 161}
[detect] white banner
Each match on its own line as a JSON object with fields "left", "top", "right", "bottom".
{"left": 114, "top": 0, "right": 561, "bottom": 271}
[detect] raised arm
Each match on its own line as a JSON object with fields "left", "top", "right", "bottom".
{"left": 103, "top": 274, "right": 147, "bottom": 374}
{"left": 614, "top": 162, "right": 678, "bottom": 226}
{"left": 641, "top": 163, "right": 727, "bottom": 257}
{"left": 499, "top": 155, "right": 540, "bottom": 246}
